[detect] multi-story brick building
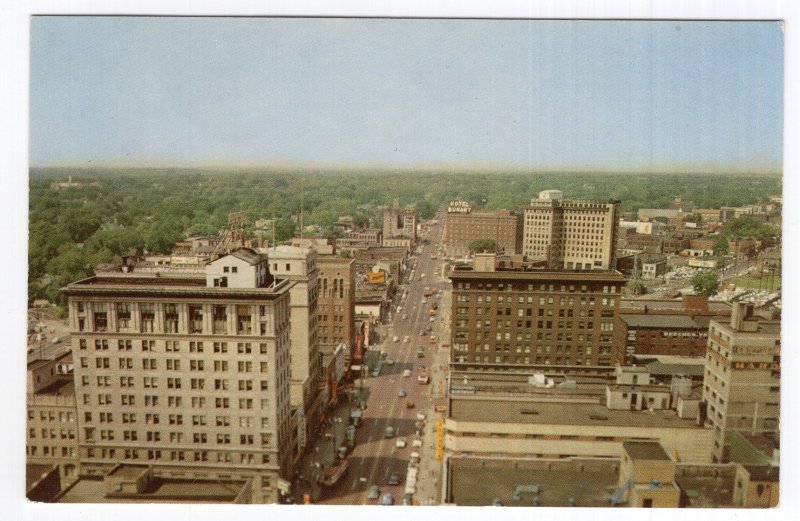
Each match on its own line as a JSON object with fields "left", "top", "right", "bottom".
{"left": 443, "top": 200, "right": 520, "bottom": 257}
{"left": 702, "top": 303, "right": 780, "bottom": 463}
{"left": 26, "top": 355, "right": 80, "bottom": 488}
{"left": 521, "top": 190, "right": 619, "bottom": 270}
{"left": 611, "top": 314, "right": 711, "bottom": 365}
{"left": 61, "top": 248, "right": 294, "bottom": 503}
{"left": 316, "top": 255, "right": 355, "bottom": 357}
{"left": 449, "top": 254, "right": 626, "bottom": 367}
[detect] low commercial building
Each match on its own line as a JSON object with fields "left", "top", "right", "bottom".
{"left": 445, "top": 370, "right": 713, "bottom": 464}
{"left": 611, "top": 314, "right": 711, "bottom": 365}
{"left": 56, "top": 464, "right": 252, "bottom": 503}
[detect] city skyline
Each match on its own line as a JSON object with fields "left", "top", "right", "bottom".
{"left": 30, "top": 18, "right": 783, "bottom": 173}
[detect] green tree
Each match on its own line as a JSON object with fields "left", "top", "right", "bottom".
{"left": 274, "top": 218, "right": 296, "bottom": 243}
{"left": 713, "top": 235, "right": 729, "bottom": 256}
{"left": 691, "top": 270, "right": 719, "bottom": 297}
{"left": 468, "top": 238, "right": 499, "bottom": 254}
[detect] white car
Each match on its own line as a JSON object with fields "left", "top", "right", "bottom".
{"left": 395, "top": 437, "right": 407, "bottom": 448}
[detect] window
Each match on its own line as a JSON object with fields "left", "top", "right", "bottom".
{"left": 140, "top": 303, "right": 155, "bottom": 332}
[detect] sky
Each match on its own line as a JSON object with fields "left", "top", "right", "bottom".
{"left": 29, "top": 17, "right": 784, "bottom": 172}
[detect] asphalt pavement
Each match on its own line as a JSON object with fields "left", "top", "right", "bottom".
{"left": 306, "top": 216, "right": 450, "bottom": 505}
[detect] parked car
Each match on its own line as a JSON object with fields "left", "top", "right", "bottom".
{"left": 398, "top": 389, "right": 407, "bottom": 397}
{"left": 388, "top": 473, "right": 401, "bottom": 485}
{"left": 395, "top": 437, "right": 407, "bottom": 449}
{"left": 367, "top": 485, "right": 380, "bottom": 500}
{"left": 381, "top": 493, "right": 394, "bottom": 505}
{"left": 406, "top": 400, "right": 415, "bottom": 409}
{"left": 384, "top": 426, "right": 395, "bottom": 438}
{"left": 386, "top": 359, "right": 395, "bottom": 366}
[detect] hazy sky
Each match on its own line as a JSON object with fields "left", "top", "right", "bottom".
{"left": 29, "top": 17, "right": 783, "bottom": 171}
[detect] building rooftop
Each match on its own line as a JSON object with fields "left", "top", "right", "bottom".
{"left": 450, "top": 268, "right": 626, "bottom": 282}
{"left": 63, "top": 275, "right": 292, "bottom": 297}
{"left": 743, "top": 465, "right": 780, "bottom": 483}
{"left": 674, "top": 464, "right": 737, "bottom": 508}
{"left": 27, "top": 359, "right": 51, "bottom": 371}
{"left": 623, "top": 441, "right": 671, "bottom": 461}
{"left": 449, "top": 397, "right": 700, "bottom": 429}
{"left": 645, "top": 360, "right": 705, "bottom": 378}
{"left": 727, "top": 431, "right": 779, "bottom": 466}
{"left": 448, "top": 456, "right": 619, "bottom": 507}
{"left": 34, "top": 377, "right": 75, "bottom": 397}
{"left": 27, "top": 464, "right": 58, "bottom": 492}
{"left": 56, "top": 475, "right": 248, "bottom": 503}
{"left": 621, "top": 298, "right": 731, "bottom": 313}
{"left": 619, "top": 314, "right": 705, "bottom": 329}
{"left": 227, "top": 247, "right": 264, "bottom": 265}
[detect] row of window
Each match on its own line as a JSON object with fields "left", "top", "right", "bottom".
{"left": 84, "top": 447, "right": 271, "bottom": 464}
{"left": 80, "top": 339, "right": 269, "bottom": 354}
{"left": 455, "top": 282, "right": 619, "bottom": 293}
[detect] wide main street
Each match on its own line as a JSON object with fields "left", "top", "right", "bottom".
{"left": 300, "top": 215, "right": 450, "bottom": 505}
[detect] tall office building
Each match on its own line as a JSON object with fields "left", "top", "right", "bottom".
{"left": 260, "top": 246, "right": 321, "bottom": 467}
{"left": 62, "top": 249, "right": 294, "bottom": 503}
{"left": 449, "top": 253, "right": 626, "bottom": 368}
{"left": 702, "top": 303, "right": 780, "bottom": 463}
{"left": 521, "top": 190, "right": 619, "bottom": 270}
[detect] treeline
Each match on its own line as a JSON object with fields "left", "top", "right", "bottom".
{"left": 29, "top": 168, "right": 781, "bottom": 304}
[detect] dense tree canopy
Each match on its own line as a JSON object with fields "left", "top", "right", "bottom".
{"left": 29, "top": 167, "right": 781, "bottom": 306}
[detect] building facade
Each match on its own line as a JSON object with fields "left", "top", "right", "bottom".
{"left": 443, "top": 200, "right": 520, "bottom": 257}
{"left": 61, "top": 250, "right": 294, "bottom": 503}
{"left": 316, "top": 256, "right": 356, "bottom": 358}
{"left": 449, "top": 255, "right": 626, "bottom": 367}
{"left": 382, "top": 206, "right": 417, "bottom": 241}
{"left": 611, "top": 314, "right": 711, "bottom": 365}
{"left": 521, "top": 190, "right": 619, "bottom": 270}
{"left": 26, "top": 356, "right": 80, "bottom": 488}
{"left": 261, "top": 246, "right": 322, "bottom": 467}
{"left": 702, "top": 303, "right": 780, "bottom": 463}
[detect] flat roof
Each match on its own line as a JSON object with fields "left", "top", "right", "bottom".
{"left": 63, "top": 276, "right": 293, "bottom": 298}
{"left": 743, "top": 465, "right": 779, "bottom": 482}
{"left": 27, "top": 359, "right": 51, "bottom": 371}
{"left": 621, "top": 299, "right": 731, "bottom": 312}
{"left": 674, "top": 464, "right": 737, "bottom": 508}
{"left": 622, "top": 441, "right": 671, "bottom": 461}
{"left": 620, "top": 314, "right": 704, "bottom": 329}
{"left": 450, "top": 398, "right": 700, "bottom": 429}
{"left": 34, "top": 378, "right": 75, "bottom": 396}
{"left": 450, "top": 269, "right": 626, "bottom": 282}
{"left": 57, "top": 476, "right": 248, "bottom": 503}
{"left": 645, "top": 361, "right": 705, "bottom": 378}
{"left": 449, "top": 456, "right": 619, "bottom": 507}
{"left": 107, "top": 465, "right": 147, "bottom": 479}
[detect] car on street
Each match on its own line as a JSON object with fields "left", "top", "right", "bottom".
{"left": 395, "top": 437, "right": 407, "bottom": 448}
{"left": 402, "top": 494, "right": 413, "bottom": 505}
{"left": 386, "top": 359, "right": 395, "bottom": 366}
{"left": 402, "top": 369, "right": 411, "bottom": 377}
{"left": 398, "top": 389, "right": 406, "bottom": 397}
{"left": 381, "top": 493, "right": 394, "bottom": 505}
{"left": 406, "top": 400, "right": 415, "bottom": 408}
{"left": 402, "top": 336, "right": 410, "bottom": 343}
{"left": 384, "top": 426, "right": 395, "bottom": 438}
{"left": 388, "top": 473, "right": 402, "bottom": 485}
{"left": 367, "top": 485, "right": 380, "bottom": 500}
